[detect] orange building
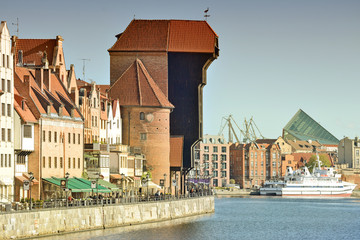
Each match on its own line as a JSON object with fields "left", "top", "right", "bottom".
{"left": 230, "top": 140, "right": 282, "bottom": 188}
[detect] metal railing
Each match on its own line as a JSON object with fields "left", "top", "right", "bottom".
{"left": 0, "top": 191, "right": 213, "bottom": 213}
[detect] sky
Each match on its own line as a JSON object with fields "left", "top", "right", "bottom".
{"left": 1, "top": 0, "right": 360, "bottom": 141}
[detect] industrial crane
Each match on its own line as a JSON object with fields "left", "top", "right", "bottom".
{"left": 218, "top": 115, "right": 265, "bottom": 143}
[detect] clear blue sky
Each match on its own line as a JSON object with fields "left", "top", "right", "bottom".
{"left": 2, "top": 0, "right": 360, "bottom": 141}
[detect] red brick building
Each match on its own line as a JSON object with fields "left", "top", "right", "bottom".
{"left": 108, "top": 19, "right": 219, "bottom": 191}
{"left": 230, "top": 141, "right": 282, "bottom": 188}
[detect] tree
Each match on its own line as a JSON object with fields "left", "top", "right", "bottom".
{"left": 306, "top": 154, "right": 331, "bottom": 172}
{"left": 229, "top": 179, "right": 235, "bottom": 184}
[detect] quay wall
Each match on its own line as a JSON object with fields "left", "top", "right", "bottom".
{"left": 0, "top": 196, "right": 214, "bottom": 239}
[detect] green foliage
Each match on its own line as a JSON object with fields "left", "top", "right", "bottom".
{"left": 306, "top": 154, "right": 331, "bottom": 172}
{"left": 230, "top": 179, "right": 236, "bottom": 184}
{"left": 141, "top": 171, "right": 152, "bottom": 180}
{"left": 82, "top": 171, "right": 89, "bottom": 179}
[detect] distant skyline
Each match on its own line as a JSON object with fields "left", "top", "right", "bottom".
{"left": 2, "top": 0, "right": 360, "bottom": 141}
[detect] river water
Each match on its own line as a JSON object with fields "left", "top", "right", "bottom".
{"left": 37, "top": 196, "right": 360, "bottom": 240}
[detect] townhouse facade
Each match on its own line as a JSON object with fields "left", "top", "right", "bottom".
{"left": 230, "top": 140, "right": 282, "bottom": 188}
{"left": 194, "top": 135, "right": 230, "bottom": 187}
{"left": 338, "top": 137, "right": 360, "bottom": 169}
{"left": 0, "top": 21, "right": 15, "bottom": 203}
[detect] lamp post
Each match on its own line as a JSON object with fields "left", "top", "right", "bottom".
{"left": 29, "top": 172, "right": 34, "bottom": 210}
{"left": 163, "top": 173, "right": 167, "bottom": 198}
{"left": 65, "top": 172, "right": 70, "bottom": 206}
{"left": 120, "top": 173, "right": 125, "bottom": 198}
{"left": 146, "top": 173, "right": 150, "bottom": 201}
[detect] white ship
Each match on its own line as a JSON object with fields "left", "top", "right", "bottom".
{"left": 260, "top": 155, "right": 357, "bottom": 197}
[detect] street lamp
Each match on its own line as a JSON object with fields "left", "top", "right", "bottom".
{"left": 146, "top": 172, "right": 150, "bottom": 201}
{"left": 29, "top": 172, "right": 34, "bottom": 210}
{"left": 163, "top": 173, "right": 167, "bottom": 197}
{"left": 65, "top": 172, "right": 70, "bottom": 206}
{"left": 120, "top": 173, "right": 125, "bottom": 198}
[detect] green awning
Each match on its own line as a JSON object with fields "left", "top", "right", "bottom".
{"left": 42, "top": 177, "right": 111, "bottom": 193}
{"left": 97, "top": 179, "right": 120, "bottom": 192}
{"left": 75, "top": 177, "right": 111, "bottom": 193}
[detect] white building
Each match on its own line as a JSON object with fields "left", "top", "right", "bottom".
{"left": 107, "top": 99, "right": 122, "bottom": 144}
{"left": 0, "top": 21, "right": 14, "bottom": 202}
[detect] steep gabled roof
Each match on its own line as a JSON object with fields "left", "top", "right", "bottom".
{"left": 108, "top": 19, "right": 218, "bottom": 53}
{"left": 109, "top": 59, "right": 174, "bottom": 108}
{"left": 15, "top": 39, "right": 57, "bottom": 66}
{"left": 14, "top": 88, "right": 37, "bottom": 123}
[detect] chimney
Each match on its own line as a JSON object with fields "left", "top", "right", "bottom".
{"left": 43, "top": 68, "right": 51, "bottom": 92}
{"left": 35, "top": 68, "right": 44, "bottom": 92}
{"left": 47, "top": 104, "right": 51, "bottom": 115}
{"left": 17, "top": 50, "right": 23, "bottom": 66}
{"left": 24, "top": 75, "right": 31, "bottom": 92}
{"left": 59, "top": 105, "right": 63, "bottom": 117}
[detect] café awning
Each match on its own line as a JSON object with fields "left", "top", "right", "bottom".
{"left": 97, "top": 179, "right": 120, "bottom": 192}
{"left": 42, "top": 177, "right": 111, "bottom": 193}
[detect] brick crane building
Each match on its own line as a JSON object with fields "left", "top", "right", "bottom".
{"left": 108, "top": 19, "right": 219, "bottom": 190}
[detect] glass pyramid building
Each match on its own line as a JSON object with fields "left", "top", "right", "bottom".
{"left": 283, "top": 109, "right": 339, "bottom": 145}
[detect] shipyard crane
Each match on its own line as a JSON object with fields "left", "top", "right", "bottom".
{"left": 218, "top": 115, "right": 265, "bottom": 143}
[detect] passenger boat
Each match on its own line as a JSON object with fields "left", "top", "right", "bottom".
{"left": 260, "top": 155, "right": 357, "bottom": 197}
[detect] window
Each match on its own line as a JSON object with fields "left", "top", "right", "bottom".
{"left": 140, "top": 133, "right": 147, "bottom": 140}
{"left": 4, "top": 154, "right": 7, "bottom": 167}
{"left": 1, "top": 103, "right": 5, "bottom": 116}
{"left": 24, "top": 125, "right": 32, "bottom": 138}
{"left": 222, "top": 163, "right": 227, "bottom": 169}
{"left": 272, "top": 153, "right": 276, "bottom": 159}
{"left": 0, "top": 154, "right": 2, "bottom": 167}
{"left": 7, "top": 129, "right": 11, "bottom": 142}
{"left": 251, "top": 152, "right": 253, "bottom": 159}
{"left": 272, "top": 161, "right": 276, "bottom": 167}
{"left": 261, "top": 161, "right": 264, "bottom": 167}
{"left": 68, "top": 133, "right": 71, "bottom": 143}
{"left": 203, "top": 154, "right": 209, "bottom": 161}
{"left": 43, "top": 130, "right": 46, "bottom": 142}
{"left": 221, "top": 146, "right": 226, "bottom": 153}
{"left": 213, "top": 146, "right": 218, "bottom": 152}
{"left": 1, "top": 128, "right": 5, "bottom": 141}
{"left": 204, "top": 146, "right": 209, "bottom": 152}
{"left": 251, "top": 170, "right": 253, "bottom": 176}
{"left": 261, "top": 152, "right": 264, "bottom": 159}
{"left": 255, "top": 170, "right": 258, "bottom": 176}
{"left": 7, "top": 104, "right": 11, "bottom": 117}
{"left": 43, "top": 157, "right": 46, "bottom": 168}
{"left": 78, "top": 158, "right": 81, "bottom": 169}
{"left": 48, "top": 157, "right": 51, "bottom": 168}
{"left": 95, "top": 117, "right": 97, "bottom": 127}
{"left": 212, "top": 154, "right": 218, "bottom": 161}
{"left": 60, "top": 157, "right": 63, "bottom": 168}
{"left": 357, "top": 150, "right": 359, "bottom": 157}
{"left": 213, "top": 171, "right": 218, "bottom": 177}
{"left": 7, "top": 80, "right": 11, "bottom": 93}
{"left": 6, "top": 55, "right": 9, "bottom": 68}
{"left": 213, "top": 162, "right": 218, "bottom": 169}
{"left": 221, "top": 154, "right": 226, "bottom": 161}
{"left": 68, "top": 158, "right": 71, "bottom": 168}
{"left": 8, "top": 154, "right": 11, "bottom": 167}
{"left": 272, "top": 170, "right": 276, "bottom": 176}
{"left": 222, "top": 171, "right": 227, "bottom": 178}
{"left": 1, "top": 79, "right": 5, "bottom": 91}
{"left": 54, "top": 157, "right": 57, "bottom": 168}
{"left": 140, "top": 112, "right": 145, "bottom": 120}
{"left": 54, "top": 131, "right": 57, "bottom": 143}
{"left": 48, "top": 131, "right": 51, "bottom": 142}
{"left": 73, "top": 133, "right": 75, "bottom": 144}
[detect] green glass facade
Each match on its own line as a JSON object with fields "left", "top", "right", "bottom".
{"left": 283, "top": 109, "right": 339, "bottom": 145}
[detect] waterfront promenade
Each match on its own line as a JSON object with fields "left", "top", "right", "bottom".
{"left": 0, "top": 194, "right": 214, "bottom": 239}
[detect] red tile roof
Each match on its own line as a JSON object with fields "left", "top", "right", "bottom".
{"left": 109, "top": 59, "right": 174, "bottom": 108}
{"left": 108, "top": 20, "right": 218, "bottom": 53}
{"left": 15, "top": 39, "right": 57, "bottom": 66}
{"left": 15, "top": 67, "right": 81, "bottom": 119}
{"left": 14, "top": 88, "right": 37, "bottom": 123}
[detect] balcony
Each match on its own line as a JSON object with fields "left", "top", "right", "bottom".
{"left": 85, "top": 143, "right": 109, "bottom": 152}
{"left": 109, "top": 144, "right": 129, "bottom": 152}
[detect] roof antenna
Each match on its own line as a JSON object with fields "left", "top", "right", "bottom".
{"left": 133, "top": 14, "right": 136, "bottom": 19}
{"left": 204, "top": 8, "right": 210, "bottom": 21}
{"left": 80, "top": 58, "right": 90, "bottom": 81}
{"left": 12, "top": 17, "right": 19, "bottom": 36}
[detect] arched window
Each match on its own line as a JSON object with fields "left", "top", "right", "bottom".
{"left": 140, "top": 112, "right": 145, "bottom": 120}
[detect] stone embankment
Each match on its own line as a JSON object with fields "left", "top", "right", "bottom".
{"left": 0, "top": 196, "right": 214, "bottom": 239}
